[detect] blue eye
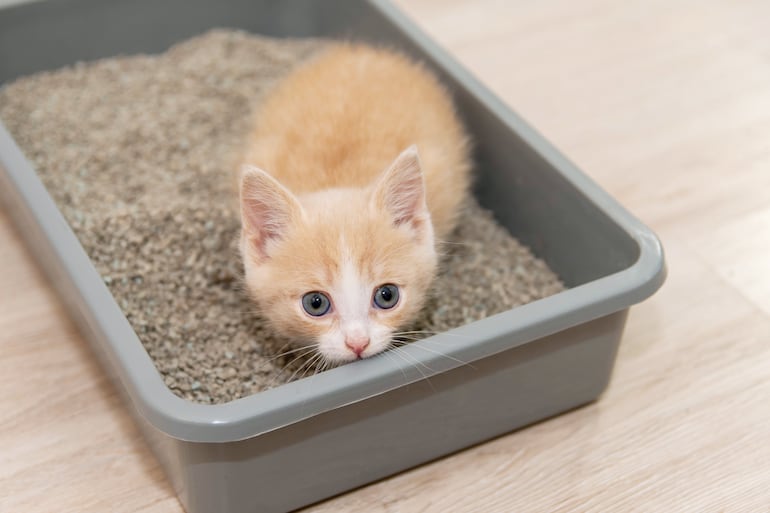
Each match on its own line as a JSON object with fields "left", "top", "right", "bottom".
{"left": 373, "top": 284, "right": 399, "bottom": 309}
{"left": 302, "top": 292, "right": 331, "bottom": 316}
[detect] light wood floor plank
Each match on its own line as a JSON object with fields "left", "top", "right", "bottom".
{"left": 2, "top": 1, "right": 768, "bottom": 512}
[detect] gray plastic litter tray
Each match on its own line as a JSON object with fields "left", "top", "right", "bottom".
{"left": 0, "top": 1, "right": 666, "bottom": 512}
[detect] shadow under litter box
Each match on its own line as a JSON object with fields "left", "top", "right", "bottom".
{"left": 0, "top": 30, "right": 564, "bottom": 404}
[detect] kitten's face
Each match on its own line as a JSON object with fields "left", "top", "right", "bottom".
{"left": 239, "top": 147, "right": 437, "bottom": 364}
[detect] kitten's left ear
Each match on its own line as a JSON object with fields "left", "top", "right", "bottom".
{"left": 373, "top": 145, "right": 432, "bottom": 239}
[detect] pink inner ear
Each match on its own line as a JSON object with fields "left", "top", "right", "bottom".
{"left": 378, "top": 146, "right": 429, "bottom": 230}
{"left": 240, "top": 166, "right": 297, "bottom": 259}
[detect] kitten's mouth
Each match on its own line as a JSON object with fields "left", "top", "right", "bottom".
{"left": 320, "top": 338, "right": 388, "bottom": 364}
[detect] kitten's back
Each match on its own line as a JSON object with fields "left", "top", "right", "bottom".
{"left": 242, "top": 43, "right": 471, "bottom": 239}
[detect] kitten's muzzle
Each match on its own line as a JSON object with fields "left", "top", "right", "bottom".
{"left": 345, "top": 336, "right": 370, "bottom": 358}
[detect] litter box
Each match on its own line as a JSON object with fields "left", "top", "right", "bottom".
{"left": 0, "top": 1, "right": 666, "bottom": 512}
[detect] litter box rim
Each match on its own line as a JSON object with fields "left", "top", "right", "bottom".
{"left": 0, "top": 0, "right": 666, "bottom": 443}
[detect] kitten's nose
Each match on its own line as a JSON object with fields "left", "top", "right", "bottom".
{"left": 345, "top": 336, "right": 370, "bottom": 357}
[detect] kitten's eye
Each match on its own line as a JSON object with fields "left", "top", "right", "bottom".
{"left": 302, "top": 292, "right": 331, "bottom": 316}
{"left": 373, "top": 284, "right": 400, "bottom": 309}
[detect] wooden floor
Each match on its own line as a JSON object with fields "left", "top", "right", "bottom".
{"left": 2, "top": 0, "right": 769, "bottom": 511}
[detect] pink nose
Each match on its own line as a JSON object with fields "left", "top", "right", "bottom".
{"left": 345, "top": 336, "right": 370, "bottom": 357}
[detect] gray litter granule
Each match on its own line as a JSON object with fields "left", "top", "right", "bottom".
{"left": 0, "top": 30, "right": 564, "bottom": 404}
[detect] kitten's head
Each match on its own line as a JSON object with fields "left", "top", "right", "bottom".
{"left": 239, "top": 146, "right": 437, "bottom": 365}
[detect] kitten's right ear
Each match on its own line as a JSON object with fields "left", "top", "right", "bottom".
{"left": 239, "top": 165, "right": 302, "bottom": 260}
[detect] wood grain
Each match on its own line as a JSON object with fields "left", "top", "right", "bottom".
{"left": 2, "top": 1, "right": 769, "bottom": 511}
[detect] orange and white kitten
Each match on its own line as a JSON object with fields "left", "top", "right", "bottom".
{"left": 238, "top": 43, "right": 471, "bottom": 365}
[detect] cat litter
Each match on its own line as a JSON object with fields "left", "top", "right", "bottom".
{"left": 0, "top": 30, "right": 564, "bottom": 404}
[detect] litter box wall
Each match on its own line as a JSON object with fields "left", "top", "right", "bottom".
{"left": 144, "top": 312, "right": 627, "bottom": 513}
{"left": 0, "top": 1, "right": 666, "bottom": 513}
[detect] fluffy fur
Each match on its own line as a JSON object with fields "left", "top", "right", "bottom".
{"left": 239, "top": 43, "right": 471, "bottom": 365}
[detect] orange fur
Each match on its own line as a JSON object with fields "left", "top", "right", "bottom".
{"left": 238, "top": 43, "right": 471, "bottom": 365}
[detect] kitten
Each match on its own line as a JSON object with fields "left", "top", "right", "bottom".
{"left": 238, "top": 43, "right": 471, "bottom": 365}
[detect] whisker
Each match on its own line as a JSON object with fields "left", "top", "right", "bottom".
{"left": 268, "top": 347, "right": 317, "bottom": 388}
{"left": 390, "top": 346, "right": 436, "bottom": 392}
{"left": 405, "top": 343, "right": 477, "bottom": 370}
{"left": 265, "top": 343, "right": 318, "bottom": 362}
{"left": 391, "top": 330, "right": 472, "bottom": 340}
{"left": 392, "top": 345, "right": 435, "bottom": 374}
{"left": 391, "top": 338, "right": 418, "bottom": 346}
{"left": 392, "top": 337, "right": 476, "bottom": 369}
{"left": 285, "top": 361, "right": 310, "bottom": 384}
{"left": 320, "top": 358, "right": 333, "bottom": 373}
{"left": 314, "top": 353, "right": 328, "bottom": 372}
{"left": 282, "top": 347, "right": 318, "bottom": 368}
{"left": 316, "top": 357, "right": 330, "bottom": 376}
{"left": 391, "top": 333, "right": 468, "bottom": 345}
{"left": 268, "top": 340, "right": 293, "bottom": 358}
{"left": 383, "top": 347, "right": 409, "bottom": 382}
{"left": 392, "top": 335, "right": 427, "bottom": 343}
{"left": 435, "top": 237, "right": 472, "bottom": 247}
{"left": 298, "top": 353, "right": 324, "bottom": 381}
{"left": 387, "top": 346, "right": 422, "bottom": 377}
{"left": 288, "top": 353, "right": 321, "bottom": 383}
